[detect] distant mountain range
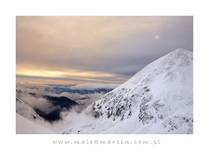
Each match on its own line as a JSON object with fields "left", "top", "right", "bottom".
{"left": 44, "top": 86, "right": 113, "bottom": 94}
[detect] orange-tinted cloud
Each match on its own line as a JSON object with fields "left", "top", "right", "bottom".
{"left": 16, "top": 16, "right": 193, "bottom": 83}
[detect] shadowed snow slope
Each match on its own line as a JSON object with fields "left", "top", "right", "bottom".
{"left": 63, "top": 48, "right": 193, "bottom": 134}
{"left": 16, "top": 114, "right": 53, "bottom": 134}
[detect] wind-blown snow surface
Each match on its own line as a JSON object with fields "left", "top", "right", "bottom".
{"left": 63, "top": 49, "right": 193, "bottom": 134}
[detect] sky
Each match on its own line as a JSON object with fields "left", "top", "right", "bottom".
{"left": 16, "top": 16, "right": 193, "bottom": 85}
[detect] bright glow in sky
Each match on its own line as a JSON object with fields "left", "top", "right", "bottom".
{"left": 16, "top": 16, "right": 193, "bottom": 84}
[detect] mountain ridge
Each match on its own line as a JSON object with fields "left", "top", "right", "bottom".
{"left": 63, "top": 48, "right": 193, "bottom": 134}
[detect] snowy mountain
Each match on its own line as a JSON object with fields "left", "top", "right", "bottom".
{"left": 16, "top": 83, "right": 114, "bottom": 123}
{"left": 16, "top": 83, "right": 115, "bottom": 133}
{"left": 16, "top": 97, "right": 43, "bottom": 121}
{"left": 16, "top": 113, "right": 53, "bottom": 134}
{"left": 63, "top": 48, "right": 193, "bottom": 134}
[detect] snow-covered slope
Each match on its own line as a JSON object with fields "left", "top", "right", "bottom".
{"left": 16, "top": 113, "right": 53, "bottom": 134}
{"left": 63, "top": 48, "right": 193, "bottom": 134}
{"left": 16, "top": 97, "right": 43, "bottom": 121}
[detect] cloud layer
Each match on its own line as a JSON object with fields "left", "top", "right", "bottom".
{"left": 16, "top": 16, "right": 193, "bottom": 83}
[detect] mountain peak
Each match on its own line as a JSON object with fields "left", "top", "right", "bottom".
{"left": 165, "top": 48, "right": 192, "bottom": 63}
{"left": 88, "top": 49, "right": 193, "bottom": 133}
{"left": 63, "top": 49, "right": 193, "bottom": 134}
{"left": 171, "top": 48, "right": 191, "bottom": 54}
